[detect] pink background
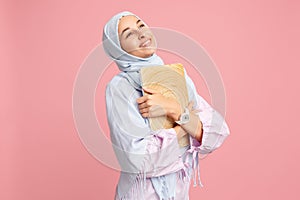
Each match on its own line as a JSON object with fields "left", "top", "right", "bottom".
{"left": 1, "top": 0, "right": 300, "bottom": 199}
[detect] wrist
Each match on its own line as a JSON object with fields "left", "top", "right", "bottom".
{"left": 175, "top": 107, "right": 190, "bottom": 125}
{"left": 167, "top": 100, "right": 181, "bottom": 121}
{"left": 168, "top": 109, "right": 181, "bottom": 121}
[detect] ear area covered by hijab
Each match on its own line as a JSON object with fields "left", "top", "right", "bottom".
{"left": 102, "top": 11, "right": 164, "bottom": 72}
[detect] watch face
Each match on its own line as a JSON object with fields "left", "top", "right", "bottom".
{"left": 183, "top": 115, "right": 189, "bottom": 121}
{"left": 176, "top": 108, "right": 190, "bottom": 124}
{"left": 181, "top": 113, "right": 190, "bottom": 123}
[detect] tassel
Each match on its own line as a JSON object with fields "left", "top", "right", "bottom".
{"left": 192, "top": 151, "right": 198, "bottom": 187}
{"left": 143, "top": 171, "right": 147, "bottom": 189}
{"left": 188, "top": 147, "right": 204, "bottom": 188}
{"left": 197, "top": 161, "right": 204, "bottom": 187}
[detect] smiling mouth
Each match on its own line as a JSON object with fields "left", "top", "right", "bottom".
{"left": 140, "top": 39, "right": 151, "bottom": 48}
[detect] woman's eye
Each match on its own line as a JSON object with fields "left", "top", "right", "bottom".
{"left": 126, "top": 32, "right": 132, "bottom": 38}
{"left": 139, "top": 24, "right": 145, "bottom": 28}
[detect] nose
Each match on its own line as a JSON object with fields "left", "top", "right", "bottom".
{"left": 138, "top": 31, "right": 146, "bottom": 40}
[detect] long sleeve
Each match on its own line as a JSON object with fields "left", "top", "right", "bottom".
{"left": 105, "top": 75, "right": 184, "bottom": 178}
{"left": 183, "top": 69, "right": 230, "bottom": 187}
{"left": 184, "top": 70, "right": 230, "bottom": 155}
{"left": 193, "top": 93, "right": 230, "bottom": 155}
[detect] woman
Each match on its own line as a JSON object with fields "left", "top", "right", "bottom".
{"left": 103, "top": 11, "right": 230, "bottom": 200}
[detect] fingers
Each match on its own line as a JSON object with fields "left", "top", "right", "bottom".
{"left": 141, "top": 113, "right": 149, "bottom": 118}
{"left": 140, "top": 106, "right": 153, "bottom": 118}
{"left": 140, "top": 107, "right": 150, "bottom": 115}
{"left": 136, "top": 95, "right": 148, "bottom": 104}
{"left": 187, "top": 101, "right": 201, "bottom": 114}
{"left": 187, "top": 101, "right": 194, "bottom": 110}
{"left": 138, "top": 102, "right": 147, "bottom": 109}
{"left": 137, "top": 101, "right": 150, "bottom": 117}
{"left": 191, "top": 109, "right": 201, "bottom": 115}
{"left": 136, "top": 92, "right": 152, "bottom": 117}
{"left": 137, "top": 87, "right": 159, "bottom": 104}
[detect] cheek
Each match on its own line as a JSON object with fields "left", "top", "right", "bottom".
{"left": 151, "top": 36, "right": 157, "bottom": 48}
{"left": 147, "top": 32, "right": 157, "bottom": 47}
{"left": 121, "top": 39, "right": 140, "bottom": 52}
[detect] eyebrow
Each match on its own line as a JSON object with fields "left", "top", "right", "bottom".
{"left": 120, "top": 19, "right": 142, "bottom": 36}
{"left": 121, "top": 27, "right": 130, "bottom": 36}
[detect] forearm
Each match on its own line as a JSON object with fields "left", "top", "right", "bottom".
{"left": 170, "top": 108, "right": 203, "bottom": 143}
{"left": 174, "top": 125, "right": 190, "bottom": 147}
{"left": 180, "top": 113, "right": 203, "bottom": 142}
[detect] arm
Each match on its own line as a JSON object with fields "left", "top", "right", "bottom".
{"left": 184, "top": 70, "right": 230, "bottom": 155}
{"left": 105, "top": 80, "right": 184, "bottom": 177}
{"left": 177, "top": 70, "right": 230, "bottom": 187}
{"left": 169, "top": 101, "right": 203, "bottom": 143}
{"left": 135, "top": 68, "right": 230, "bottom": 154}
{"left": 136, "top": 83, "right": 202, "bottom": 145}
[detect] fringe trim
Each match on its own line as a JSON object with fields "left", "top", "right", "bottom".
{"left": 117, "top": 167, "right": 198, "bottom": 200}
{"left": 185, "top": 145, "right": 204, "bottom": 188}
{"left": 192, "top": 151, "right": 204, "bottom": 188}
{"left": 117, "top": 152, "right": 204, "bottom": 199}
{"left": 117, "top": 172, "right": 146, "bottom": 200}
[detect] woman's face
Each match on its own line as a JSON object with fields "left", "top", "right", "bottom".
{"left": 118, "top": 15, "right": 157, "bottom": 58}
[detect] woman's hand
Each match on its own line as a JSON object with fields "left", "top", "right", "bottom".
{"left": 136, "top": 87, "right": 181, "bottom": 119}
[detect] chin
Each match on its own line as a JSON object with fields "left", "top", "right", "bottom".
{"left": 140, "top": 48, "right": 156, "bottom": 58}
{"left": 129, "top": 47, "right": 156, "bottom": 58}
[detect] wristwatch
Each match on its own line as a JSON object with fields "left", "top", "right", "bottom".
{"left": 175, "top": 107, "right": 190, "bottom": 125}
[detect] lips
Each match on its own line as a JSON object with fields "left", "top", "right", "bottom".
{"left": 140, "top": 39, "right": 151, "bottom": 48}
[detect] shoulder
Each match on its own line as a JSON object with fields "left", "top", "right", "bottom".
{"left": 106, "top": 72, "right": 131, "bottom": 90}
{"left": 105, "top": 72, "right": 136, "bottom": 99}
{"left": 107, "top": 72, "right": 127, "bottom": 86}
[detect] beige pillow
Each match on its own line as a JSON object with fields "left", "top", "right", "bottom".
{"left": 140, "top": 63, "right": 189, "bottom": 131}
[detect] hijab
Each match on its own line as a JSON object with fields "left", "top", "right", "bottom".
{"left": 102, "top": 11, "right": 164, "bottom": 91}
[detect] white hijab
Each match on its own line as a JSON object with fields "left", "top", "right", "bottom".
{"left": 102, "top": 11, "right": 164, "bottom": 72}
